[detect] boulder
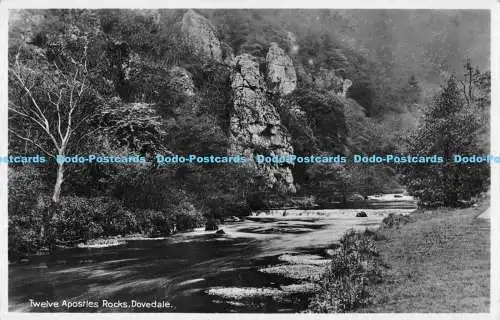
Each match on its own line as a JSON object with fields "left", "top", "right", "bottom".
{"left": 356, "top": 211, "right": 368, "bottom": 217}
{"left": 266, "top": 42, "right": 297, "bottom": 95}
{"left": 215, "top": 229, "right": 226, "bottom": 235}
{"left": 325, "top": 248, "right": 339, "bottom": 257}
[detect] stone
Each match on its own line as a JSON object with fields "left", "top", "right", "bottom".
{"left": 181, "top": 9, "right": 222, "bottom": 62}
{"left": 356, "top": 211, "right": 368, "bottom": 217}
{"left": 266, "top": 42, "right": 297, "bottom": 95}
{"left": 229, "top": 54, "right": 295, "bottom": 193}
{"left": 325, "top": 249, "right": 336, "bottom": 257}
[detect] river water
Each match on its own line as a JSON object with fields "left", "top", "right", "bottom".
{"left": 9, "top": 197, "right": 415, "bottom": 313}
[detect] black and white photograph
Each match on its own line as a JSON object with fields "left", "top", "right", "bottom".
{"left": 2, "top": 2, "right": 495, "bottom": 315}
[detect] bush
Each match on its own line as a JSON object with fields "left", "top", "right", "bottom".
{"left": 49, "top": 197, "right": 104, "bottom": 243}
{"left": 102, "top": 205, "right": 139, "bottom": 236}
{"left": 172, "top": 201, "right": 205, "bottom": 230}
{"left": 205, "top": 218, "right": 220, "bottom": 231}
{"left": 8, "top": 214, "right": 45, "bottom": 260}
{"left": 8, "top": 167, "right": 48, "bottom": 217}
{"left": 309, "top": 251, "right": 371, "bottom": 312}
{"left": 48, "top": 196, "right": 138, "bottom": 243}
{"left": 308, "top": 229, "right": 384, "bottom": 313}
{"left": 139, "top": 209, "right": 175, "bottom": 237}
{"left": 362, "top": 228, "right": 388, "bottom": 241}
{"left": 381, "top": 213, "right": 414, "bottom": 229}
{"left": 294, "top": 196, "right": 317, "bottom": 209}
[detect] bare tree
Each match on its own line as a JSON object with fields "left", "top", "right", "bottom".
{"left": 8, "top": 43, "right": 90, "bottom": 204}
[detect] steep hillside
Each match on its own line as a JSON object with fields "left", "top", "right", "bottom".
{"left": 8, "top": 8, "right": 490, "bottom": 210}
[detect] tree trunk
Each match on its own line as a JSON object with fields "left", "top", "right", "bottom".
{"left": 42, "top": 159, "right": 65, "bottom": 249}
{"left": 52, "top": 161, "right": 64, "bottom": 203}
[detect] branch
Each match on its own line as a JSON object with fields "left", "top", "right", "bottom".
{"left": 9, "top": 69, "right": 61, "bottom": 150}
{"left": 458, "top": 79, "right": 470, "bottom": 106}
{"left": 8, "top": 128, "right": 55, "bottom": 157}
{"left": 8, "top": 103, "right": 47, "bottom": 130}
{"left": 47, "top": 89, "right": 65, "bottom": 142}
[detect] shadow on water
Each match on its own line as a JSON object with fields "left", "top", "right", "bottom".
{"left": 9, "top": 233, "right": 313, "bottom": 313}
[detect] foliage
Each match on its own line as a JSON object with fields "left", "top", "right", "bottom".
{"left": 308, "top": 229, "right": 384, "bottom": 312}
{"left": 138, "top": 210, "right": 175, "bottom": 237}
{"left": 287, "top": 89, "right": 347, "bottom": 153}
{"left": 47, "top": 196, "right": 137, "bottom": 243}
{"left": 381, "top": 213, "right": 415, "bottom": 229}
{"left": 400, "top": 68, "right": 490, "bottom": 207}
{"left": 8, "top": 167, "right": 48, "bottom": 216}
{"left": 8, "top": 211, "right": 45, "bottom": 260}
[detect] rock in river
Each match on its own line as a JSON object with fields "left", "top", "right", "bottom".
{"left": 356, "top": 211, "right": 368, "bottom": 217}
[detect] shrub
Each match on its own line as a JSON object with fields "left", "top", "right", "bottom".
{"left": 48, "top": 197, "right": 105, "bottom": 243}
{"left": 381, "top": 213, "right": 414, "bottom": 229}
{"left": 103, "top": 205, "right": 139, "bottom": 236}
{"left": 172, "top": 201, "right": 205, "bottom": 230}
{"left": 362, "top": 228, "right": 388, "bottom": 241}
{"left": 309, "top": 251, "right": 371, "bottom": 312}
{"left": 205, "top": 218, "right": 220, "bottom": 231}
{"left": 8, "top": 167, "right": 48, "bottom": 217}
{"left": 308, "top": 229, "right": 384, "bottom": 313}
{"left": 138, "top": 209, "right": 175, "bottom": 237}
{"left": 48, "top": 196, "right": 138, "bottom": 244}
{"left": 8, "top": 214, "right": 45, "bottom": 260}
{"left": 294, "top": 196, "right": 317, "bottom": 209}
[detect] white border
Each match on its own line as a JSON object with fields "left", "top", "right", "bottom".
{"left": 0, "top": 1, "right": 498, "bottom": 320}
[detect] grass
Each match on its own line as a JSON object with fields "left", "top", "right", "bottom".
{"left": 359, "top": 201, "right": 490, "bottom": 313}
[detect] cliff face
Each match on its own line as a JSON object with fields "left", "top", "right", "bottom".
{"left": 181, "top": 9, "right": 223, "bottom": 62}
{"left": 178, "top": 11, "right": 297, "bottom": 192}
{"left": 229, "top": 54, "right": 295, "bottom": 192}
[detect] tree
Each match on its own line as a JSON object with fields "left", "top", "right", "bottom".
{"left": 8, "top": 13, "right": 104, "bottom": 244}
{"left": 9, "top": 43, "right": 91, "bottom": 204}
{"left": 401, "top": 69, "right": 489, "bottom": 206}
{"left": 399, "top": 75, "right": 422, "bottom": 104}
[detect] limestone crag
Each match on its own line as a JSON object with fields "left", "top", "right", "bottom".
{"left": 341, "top": 79, "right": 352, "bottom": 98}
{"left": 266, "top": 42, "right": 297, "bottom": 95}
{"left": 229, "top": 54, "right": 295, "bottom": 192}
{"left": 181, "top": 9, "right": 223, "bottom": 62}
{"left": 312, "top": 68, "right": 344, "bottom": 93}
{"left": 298, "top": 66, "right": 353, "bottom": 98}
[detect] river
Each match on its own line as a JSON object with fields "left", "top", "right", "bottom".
{"left": 9, "top": 196, "right": 416, "bottom": 313}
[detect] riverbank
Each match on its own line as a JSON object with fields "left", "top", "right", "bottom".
{"left": 358, "top": 200, "right": 490, "bottom": 312}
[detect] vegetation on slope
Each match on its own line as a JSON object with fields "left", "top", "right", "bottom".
{"left": 307, "top": 197, "right": 490, "bottom": 313}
